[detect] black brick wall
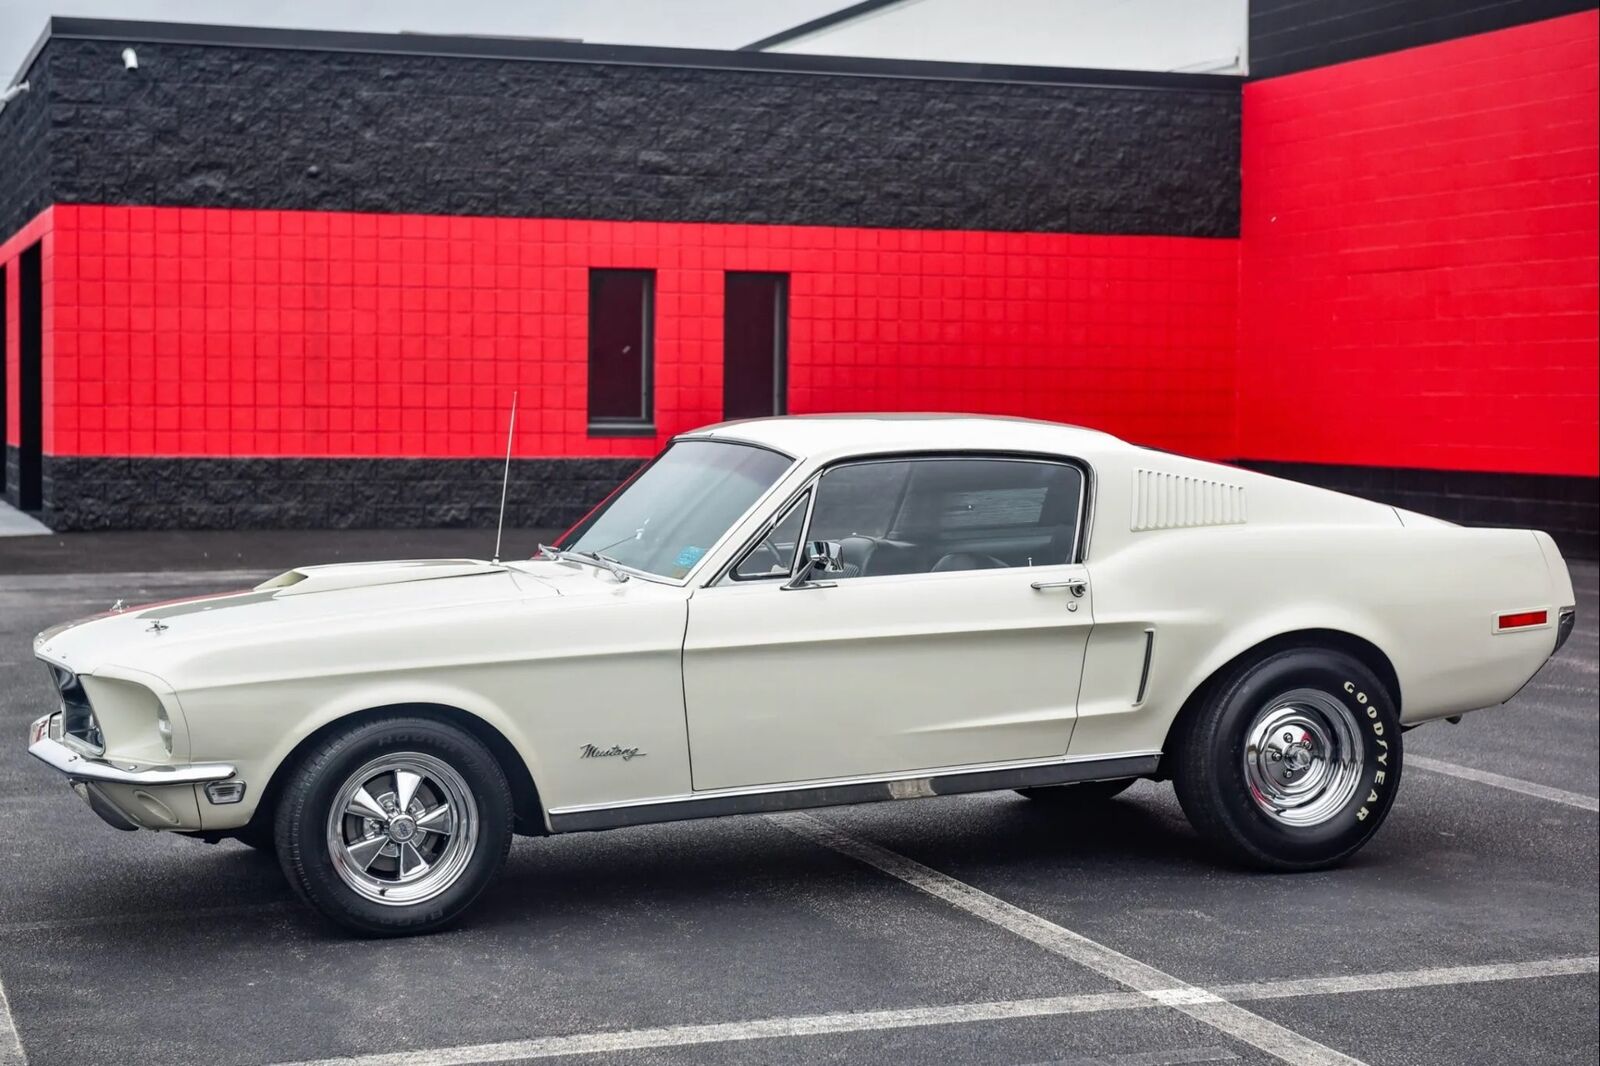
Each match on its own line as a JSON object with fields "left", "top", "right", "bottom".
{"left": 5, "top": 25, "right": 1240, "bottom": 239}
{"left": 1238, "top": 461, "right": 1599, "bottom": 559}
{"left": 1251, "top": 0, "right": 1598, "bottom": 79}
{"left": 0, "top": 47, "right": 52, "bottom": 241}
{"left": 39, "top": 456, "right": 643, "bottom": 532}
{"left": 3, "top": 446, "right": 17, "bottom": 509}
{"left": 31, "top": 453, "right": 1596, "bottom": 553}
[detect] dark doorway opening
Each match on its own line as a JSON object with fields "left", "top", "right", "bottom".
{"left": 1, "top": 262, "right": 7, "bottom": 497}
{"left": 18, "top": 242, "right": 43, "bottom": 512}
{"left": 723, "top": 273, "right": 787, "bottom": 420}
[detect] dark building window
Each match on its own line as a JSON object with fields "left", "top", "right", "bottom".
{"left": 18, "top": 243, "right": 43, "bottom": 511}
{"left": 723, "top": 273, "right": 788, "bottom": 420}
{"left": 588, "top": 270, "right": 655, "bottom": 434}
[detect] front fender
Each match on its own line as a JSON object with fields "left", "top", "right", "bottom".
{"left": 272, "top": 677, "right": 548, "bottom": 830}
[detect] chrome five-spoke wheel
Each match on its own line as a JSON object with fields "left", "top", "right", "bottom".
{"left": 278, "top": 716, "right": 512, "bottom": 934}
{"left": 1242, "top": 688, "right": 1363, "bottom": 827}
{"left": 326, "top": 753, "right": 480, "bottom": 906}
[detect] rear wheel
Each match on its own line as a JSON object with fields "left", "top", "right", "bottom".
{"left": 1172, "top": 647, "right": 1402, "bottom": 871}
{"left": 1016, "top": 778, "right": 1136, "bottom": 805}
{"left": 275, "top": 716, "right": 513, "bottom": 936}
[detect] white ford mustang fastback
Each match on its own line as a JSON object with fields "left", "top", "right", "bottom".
{"left": 27, "top": 415, "right": 1577, "bottom": 934}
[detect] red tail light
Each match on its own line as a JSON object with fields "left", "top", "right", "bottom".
{"left": 1496, "top": 610, "right": 1548, "bottom": 630}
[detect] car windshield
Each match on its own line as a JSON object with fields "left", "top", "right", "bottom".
{"left": 557, "top": 439, "right": 793, "bottom": 579}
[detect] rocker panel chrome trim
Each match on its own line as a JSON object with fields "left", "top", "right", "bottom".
{"left": 547, "top": 752, "right": 1159, "bottom": 832}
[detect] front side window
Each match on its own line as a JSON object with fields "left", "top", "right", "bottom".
{"left": 559, "top": 440, "right": 792, "bottom": 579}
{"left": 805, "top": 457, "right": 1083, "bottom": 579}
{"left": 806, "top": 462, "right": 912, "bottom": 542}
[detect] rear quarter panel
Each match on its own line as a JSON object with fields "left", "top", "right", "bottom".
{"left": 1070, "top": 522, "right": 1563, "bottom": 759}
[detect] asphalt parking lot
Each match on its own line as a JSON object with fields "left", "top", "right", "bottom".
{"left": 0, "top": 533, "right": 1595, "bottom": 1066}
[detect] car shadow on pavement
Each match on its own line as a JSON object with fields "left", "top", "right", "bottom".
{"left": 462, "top": 792, "right": 1221, "bottom": 928}
{"left": 20, "top": 787, "right": 1389, "bottom": 944}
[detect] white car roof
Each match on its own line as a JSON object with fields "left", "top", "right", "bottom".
{"left": 686, "top": 413, "right": 1133, "bottom": 463}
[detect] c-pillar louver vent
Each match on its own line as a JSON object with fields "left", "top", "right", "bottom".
{"left": 1132, "top": 469, "right": 1247, "bottom": 532}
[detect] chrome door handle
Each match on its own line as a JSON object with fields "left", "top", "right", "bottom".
{"left": 1030, "top": 578, "right": 1087, "bottom": 597}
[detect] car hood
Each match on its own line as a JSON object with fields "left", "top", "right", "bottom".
{"left": 32, "top": 558, "right": 580, "bottom": 680}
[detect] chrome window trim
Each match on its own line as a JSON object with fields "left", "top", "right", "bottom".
{"left": 709, "top": 449, "right": 1095, "bottom": 587}
{"left": 726, "top": 487, "right": 814, "bottom": 583}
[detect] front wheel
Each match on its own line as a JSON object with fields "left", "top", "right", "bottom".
{"left": 275, "top": 716, "right": 513, "bottom": 936}
{"left": 1172, "top": 648, "right": 1402, "bottom": 871}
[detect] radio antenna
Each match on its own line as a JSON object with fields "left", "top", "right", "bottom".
{"left": 491, "top": 390, "right": 519, "bottom": 564}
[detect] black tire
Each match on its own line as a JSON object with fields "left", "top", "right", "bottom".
{"left": 1016, "top": 778, "right": 1137, "bottom": 804}
{"left": 275, "top": 716, "right": 514, "bottom": 936}
{"left": 1172, "top": 647, "right": 1402, "bottom": 871}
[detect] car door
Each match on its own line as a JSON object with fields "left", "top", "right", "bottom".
{"left": 682, "top": 454, "right": 1094, "bottom": 791}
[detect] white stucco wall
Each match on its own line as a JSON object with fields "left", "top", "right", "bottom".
{"left": 764, "top": 0, "right": 1249, "bottom": 73}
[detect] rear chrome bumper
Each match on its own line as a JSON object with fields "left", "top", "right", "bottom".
{"left": 28, "top": 714, "right": 236, "bottom": 786}
{"left": 1555, "top": 607, "right": 1576, "bottom": 654}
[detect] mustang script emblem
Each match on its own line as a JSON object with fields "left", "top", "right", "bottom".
{"left": 579, "top": 744, "right": 646, "bottom": 762}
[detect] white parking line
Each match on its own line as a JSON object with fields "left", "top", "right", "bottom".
{"left": 1021, "top": 1047, "right": 1238, "bottom": 1066}
{"left": 0, "top": 901, "right": 292, "bottom": 936}
{"left": 0, "top": 970, "right": 26, "bottom": 1066}
{"left": 1213, "top": 956, "right": 1599, "bottom": 1001}
{"left": 267, "top": 992, "right": 1153, "bottom": 1066}
{"left": 1410, "top": 755, "right": 1599, "bottom": 812}
{"left": 773, "top": 812, "right": 1367, "bottom": 1066}
{"left": 254, "top": 954, "right": 1600, "bottom": 1066}
{"left": 0, "top": 569, "right": 272, "bottom": 591}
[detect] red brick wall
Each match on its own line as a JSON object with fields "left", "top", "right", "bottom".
{"left": 9, "top": 206, "right": 1238, "bottom": 460}
{"left": 1239, "top": 9, "right": 1600, "bottom": 477}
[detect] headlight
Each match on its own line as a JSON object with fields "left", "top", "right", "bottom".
{"left": 156, "top": 704, "right": 173, "bottom": 755}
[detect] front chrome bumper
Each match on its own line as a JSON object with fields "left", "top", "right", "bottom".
{"left": 28, "top": 714, "right": 236, "bottom": 786}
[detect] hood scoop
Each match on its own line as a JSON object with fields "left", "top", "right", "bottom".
{"left": 257, "top": 559, "right": 507, "bottom": 597}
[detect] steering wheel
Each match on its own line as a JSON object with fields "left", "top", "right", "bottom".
{"left": 741, "top": 540, "right": 787, "bottom": 577}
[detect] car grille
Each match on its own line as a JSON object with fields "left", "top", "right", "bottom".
{"left": 45, "top": 664, "right": 103, "bottom": 753}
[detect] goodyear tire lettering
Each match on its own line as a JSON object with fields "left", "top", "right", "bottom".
{"left": 1342, "top": 679, "right": 1389, "bottom": 825}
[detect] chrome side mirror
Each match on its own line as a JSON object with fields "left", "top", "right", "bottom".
{"left": 784, "top": 540, "right": 844, "bottom": 590}
{"left": 806, "top": 540, "right": 845, "bottom": 573}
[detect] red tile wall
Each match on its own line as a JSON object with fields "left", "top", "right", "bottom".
{"left": 1240, "top": 9, "right": 1600, "bottom": 477}
{"left": 7, "top": 12, "right": 1592, "bottom": 481}
{"left": 11, "top": 206, "right": 1238, "bottom": 460}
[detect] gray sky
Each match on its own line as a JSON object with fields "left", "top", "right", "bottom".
{"left": 1, "top": 0, "right": 851, "bottom": 84}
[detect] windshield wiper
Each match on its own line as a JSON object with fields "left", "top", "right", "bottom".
{"left": 535, "top": 544, "right": 630, "bottom": 582}
{"left": 586, "top": 519, "right": 649, "bottom": 556}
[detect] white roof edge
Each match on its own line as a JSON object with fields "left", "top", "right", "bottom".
{"left": 680, "top": 413, "right": 1133, "bottom": 459}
